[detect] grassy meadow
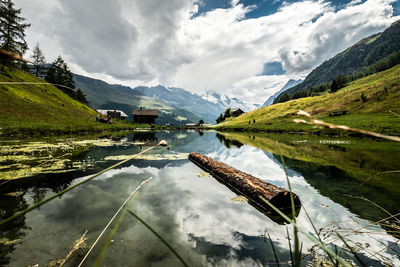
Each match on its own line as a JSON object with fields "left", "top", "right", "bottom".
{"left": 215, "top": 65, "right": 400, "bottom": 136}
{"left": 0, "top": 68, "right": 145, "bottom": 136}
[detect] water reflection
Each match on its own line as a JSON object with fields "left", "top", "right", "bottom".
{"left": 216, "top": 133, "right": 243, "bottom": 149}
{"left": 0, "top": 130, "right": 399, "bottom": 266}
{"left": 216, "top": 132, "right": 400, "bottom": 230}
{"left": 274, "top": 155, "right": 400, "bottom": 224}
{"left": 0, "top": 193, "right": 28, "bottom": 266}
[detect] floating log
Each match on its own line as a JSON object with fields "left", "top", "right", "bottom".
{"left": 189, "top": 152, "right": 301, "bottom": 214}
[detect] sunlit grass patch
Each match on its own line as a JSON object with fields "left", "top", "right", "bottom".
{"left": 216, "top": 65, "right": 400, "bottom": 135}
{"left": 0, "top": 68, "right": 146, "bottom": 136}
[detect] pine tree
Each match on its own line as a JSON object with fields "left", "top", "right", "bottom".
{"left": 46, "top": 56, "right": 76, "bottom": 98}
{"left": 224, "top": 108, "right": 231, "bottom": 118}
{"left": 330, "top": 79, "right": 338, "bottom": 93}
{"left": 75, "top": 88, "right": 88, "bottom": 104}
{"left": 0, "top": 0, "right": 30, "bottom": 66}
{"left": 19, "top": 60, "right": 29, "bottom": 72}
{"left": 30, "top": 43, "right": 45, "bottom": 77}
{"left": 279, "top": 93, "right": 290, "bottom": 103}
{"left": 216, "top": 113, "right": 224, "bottom": 124}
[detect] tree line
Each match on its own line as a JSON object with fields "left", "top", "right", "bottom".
{"left": 216, "top": 108, "right": 232, "bottom": 124}
{"left": 0, "top": 0, "right": 88, "bottom": 104}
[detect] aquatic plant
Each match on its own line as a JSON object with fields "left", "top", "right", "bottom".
{"left": 0, "top": 141, "right": 169, "bottom": 226}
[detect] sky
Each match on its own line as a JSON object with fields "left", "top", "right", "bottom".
{"left": 14, "top": 0, "right": 400, "bottom": 105}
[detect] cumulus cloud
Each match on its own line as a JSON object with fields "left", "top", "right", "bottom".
{"left": 279, "top": 0, "right": 399, "bottom": 73}
{"left": 51, "top": 0, "right": 140, "bottom": 80}
{"left": 175, "top": 0, "right": 398, "bottom": 103}
{"left": 14, "top": 0, "right": 400, "bottom": 104}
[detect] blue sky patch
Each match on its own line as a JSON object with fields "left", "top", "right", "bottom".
{"left": 259, "top": 61, "right": 286, "bottom": 76}
{"left": 394, "top": 1, "right": 400, "bottom": 15}
{"left": 195, "top": 0, "right": 232, "bottom": 17}
{"left": 194, "top": 0, "right": 400, "bottom": 19}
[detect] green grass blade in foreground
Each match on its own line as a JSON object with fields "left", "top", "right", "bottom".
{"left": 298, "top": 241, "right": 303, "bottom": 264}
{"left": 286, "top": 226, "right": 294, "bottom": 266}
{"left": 337, "top": 233, "right": 366, "bottom": 267}
{"left": 276, "top": 141, "right": 300, "bottom": 267}
{"left": 79, "top": 177, "right": 152, "bottom": 267}
{"left": 259, "top": 196, "right": 352, "bottom": 267}
{"left": 303, "top": 207, "right": 336, "bottom": 265}
{"left": 0, "top": 143, "right": 164, "bottom": 226}
{"left": 335, "top": 245, "right": 339, "bottom": 267}
{"left": 127, "top": 210, "right": 189, "bottom": 267}
{"left": 267, "top": 232, "right": 280, "bottom": 267}
{"left": 94, "top": 194, "right": 138, "bottom": 266}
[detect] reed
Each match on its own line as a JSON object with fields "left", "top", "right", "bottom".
{"left": 78, "top": 177, "right": 153, "bottom": 267}
{"left": 259, "top": 142, "right": 353, "bottom": 267}
{"left": 127, "top": 210, "right": 189, "bottom": 267}
{"left": 294, "top": 110, "right": 400, "bottom": 142}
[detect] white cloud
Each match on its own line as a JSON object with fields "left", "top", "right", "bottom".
{"left": 14, "top": 0, "right": 400, "bottom": 104}
{"left": 174, "top": 0, "right": 398, "bottom": 104}
{"left": 229, "top": 74, "right": 305, "bottom": 103}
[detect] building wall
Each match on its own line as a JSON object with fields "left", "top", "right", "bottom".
{"left": 133, "top": 115, "right": 156, "bottom": 124}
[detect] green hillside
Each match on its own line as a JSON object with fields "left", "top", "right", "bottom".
{"left": 0, "top": 69, "right": 136, "bottom": 135}
{"left": 215, "top": 65, "right": 400, "bottom": 136}
{"left": 276, "top": 20, "right": 400, "bottom": 102}
{"left": 74, "top": 74, "right": 203, "bottom": 125}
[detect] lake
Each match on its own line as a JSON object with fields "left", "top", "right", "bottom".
{"left": 0, "top": 130, "right": 399, "bottom": 266}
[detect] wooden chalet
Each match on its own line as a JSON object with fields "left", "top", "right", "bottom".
{"left": 231, "top": 108, "right": 245, "bottom": 117}
{"left": 133, "top": 109, "right": 158, "bottom": 124}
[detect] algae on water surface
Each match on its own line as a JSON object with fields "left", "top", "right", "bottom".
{"left": 0, "top": 137, "right": 148, "bottom": 180}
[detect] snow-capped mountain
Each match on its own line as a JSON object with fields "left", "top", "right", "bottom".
{"left": 262, "top": 79, "right": 303, "bottom": 107}
{"left": 201, "top": 91, "right": 259, "bottom": 113}
{"left": 133, "top": 86, "right": 222, "bottom": 123}
{"left": 133, "top": 85, "right": 257, "bottom": 123}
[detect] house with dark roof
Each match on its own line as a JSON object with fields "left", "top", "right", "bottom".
{"left": 231, "top": 108, "right": 245, "bottom": 117}
{"left": 133, "top": 109, "right": 158, "bottom": 124}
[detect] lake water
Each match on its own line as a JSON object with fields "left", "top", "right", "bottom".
{"left": 0, "top": 130, "right": 399, "bottom": 266}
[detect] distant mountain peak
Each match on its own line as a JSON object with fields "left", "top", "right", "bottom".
{"left": 200, "top": 91, "right": 258, "bottom": 112}
{"left": 262, "top": 79, "right": 303, "bottom": 107}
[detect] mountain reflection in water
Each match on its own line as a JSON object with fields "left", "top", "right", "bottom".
{"left": 0, "top": 130, "right": 399, "bottom": 266}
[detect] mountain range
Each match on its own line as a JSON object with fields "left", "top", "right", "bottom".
{"left": 275, "top": 19, "right": 400, "bottom": 102}
{"left": 200, "top": 91, "right": 259, "bottom": 112}
{"left": 72, "top": 20, "right": 400, "bottom": 123}
{"left": 74, "top": 75, "right": 255, "bottom": 124}
{"left": 74, "top": 75, "right": 203, "bottom": 125}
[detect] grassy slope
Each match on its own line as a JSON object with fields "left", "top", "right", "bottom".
{"left": 216, "top": 65, "right": 400, "bottom": 135}
{"left": 0, "top": 69, "right": 139, "bottom": 135}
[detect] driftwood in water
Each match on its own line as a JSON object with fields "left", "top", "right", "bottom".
{"left": 189, "top": 152, "right": 301, "bottom": 213}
